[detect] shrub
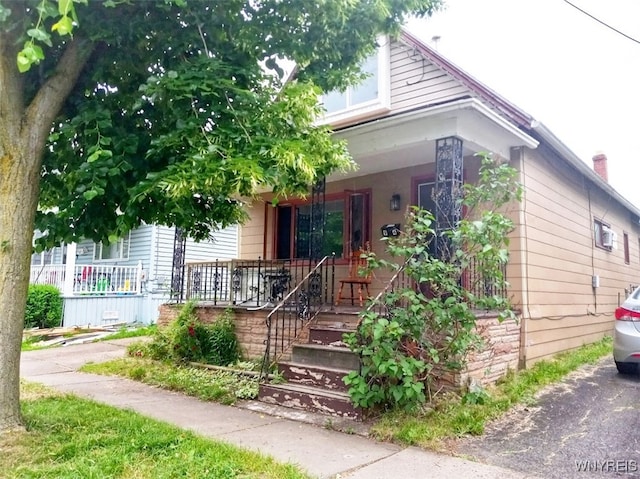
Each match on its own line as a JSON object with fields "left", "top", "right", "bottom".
{"left": 135, "top": 303, "right": 240, "bottom": 366}
{"left": 25, "top": 284, "right": 63, "bottom": 329}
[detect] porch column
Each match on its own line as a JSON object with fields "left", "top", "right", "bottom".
{"left": 170, "top": 228, "right": 186, "bottom": 301}
{"left": 309, "top": 176, "right": 326, "bottom": 260}
{"left": 434, "top": 136, "right": 463, "bottom": 260}
{"left": 63, "top": 243, "right": 77, "bottom": 296}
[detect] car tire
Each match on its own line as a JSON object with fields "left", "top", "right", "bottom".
{"left": 615, "top": 361, "right": 638, "bottom": 375}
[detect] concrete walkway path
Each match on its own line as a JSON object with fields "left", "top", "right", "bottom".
{"left": 20, "top": 339, "right": 539, "bottom": 479}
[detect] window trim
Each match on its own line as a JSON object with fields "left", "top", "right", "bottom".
{"left": 272, "top": 189, "right": 371, "bottom": 262}
{"left": 593, "top": 218, "right": 612, "bottom": 251}
{"left": 318, "top": 37, "right": 391, "bottom": 126}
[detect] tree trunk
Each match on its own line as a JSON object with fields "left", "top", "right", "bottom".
{"left": 0, "top": 31, "right": 92, "bottom": 433}
{"left": 0, "top": 139, "right": 41, "bottom": 432}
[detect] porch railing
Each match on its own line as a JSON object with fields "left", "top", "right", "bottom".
{"left": 30, "top": 264, "right": 66, "bottom": 291}
{"left": 184, "top": 257, "right": 335, "bottom": 308}
{"left": 29, "top": 262, "right": 143, "bottom": 295}
{"left": 260, "top": 254, "right": 336, "bottom": 379}
{"left": 365, "top": 257, "right": 508, "bottom": 321}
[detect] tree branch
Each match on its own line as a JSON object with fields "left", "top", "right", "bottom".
{"left": 0, "top": 33, "right": 24, "bottom": 149}
{"left": 21, "top": 36, "right": 94, "bottom": 156}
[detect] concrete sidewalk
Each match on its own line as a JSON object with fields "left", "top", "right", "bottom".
{"left": 20, "top": 339, "right": 537, "bottom": 479}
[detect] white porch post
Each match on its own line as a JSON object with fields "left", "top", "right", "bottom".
{"left": 63, "top": 243, "right": 77, "bottom": 296}
{"left": 136, "top": 260, "right": 143, "bottom": 294}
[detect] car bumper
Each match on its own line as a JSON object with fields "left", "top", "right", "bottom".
{"left": 613, "top": 321, "right": 640, "bottom": 363}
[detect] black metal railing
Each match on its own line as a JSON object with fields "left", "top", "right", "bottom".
{"left": 184, "top": 258, "right": 332, "bottom": 308}
{"left": 364, "top": 256, "right": 508, "bottom": 322}
{"left": 260, "top": 254, "right": 336, "bottom": 379}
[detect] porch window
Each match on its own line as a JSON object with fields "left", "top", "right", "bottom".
{"left": 319, "top": 37, "right": 390, "bottom": 125}
{"left": 31, "top": 248, "right": 55, "bottom": 266}
{"left": 94, "top": 233, "right": 131, "bottom": 261}
{"left": 275, "top": 191, "right": 370, "bottom": 260}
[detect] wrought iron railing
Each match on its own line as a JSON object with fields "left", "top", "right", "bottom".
{"left": 364, "top": 257, "right": 508, "bottom": 321}
{"left": 260, "top": 254, "right": 336, "bottom": 379}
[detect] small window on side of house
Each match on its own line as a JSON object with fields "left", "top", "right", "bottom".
{"left": 593, "top": 219, "right": 612, "bottom": 250}
{"left": 624, "top": 232, "right": 630, "bottom": 264}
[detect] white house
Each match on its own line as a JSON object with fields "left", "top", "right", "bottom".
{"left": 30, "top": 224, "right": 238, "bottom": 326}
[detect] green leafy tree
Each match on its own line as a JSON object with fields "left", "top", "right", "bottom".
{"left": 0, "top": 0, "right": 441, "bottom": 432}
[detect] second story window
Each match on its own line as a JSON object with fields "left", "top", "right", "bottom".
{"left": 319, "top": 37, "right": 390, "bottom": 126}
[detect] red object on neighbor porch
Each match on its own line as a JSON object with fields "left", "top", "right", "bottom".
{"left": 335, "top": 245, "right": 372, "bottom": 307}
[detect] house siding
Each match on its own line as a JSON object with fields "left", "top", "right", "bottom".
{"left": 514, "top": 147, "right": 640, "bottom": 364}
{"left": 390, "top": 41, "right": 471, "bottom": 114}
{"left": 148, "top": 225, "right": 239, "bottom": 295}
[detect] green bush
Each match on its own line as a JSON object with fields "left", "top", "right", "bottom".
{"left": 25, "top": 284, "right": 63, "bottom": 329}
{"left": 138, "top": 303, "right": 240, "bottom": 366}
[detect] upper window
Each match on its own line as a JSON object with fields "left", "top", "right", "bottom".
{"left": 594, "top": 219, "right": 613, "bottom": 251}
{"left": 319, "top": 38, "right": 390, "bottom": 126}
{"left": 94, "top": 233, "right": 130, "bottom": 261}
{"left": 274, "top": 191, "right": 370, "bottom": 260}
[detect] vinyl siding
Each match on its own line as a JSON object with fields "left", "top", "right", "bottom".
{"left": 150, "top": 225, "right": 239, "bottom": 294}
{"left": 390, "top": 40, "right": 471, "bottom": 114}
{"left": 515, "top": 147, "right": 640, "bottom": 364}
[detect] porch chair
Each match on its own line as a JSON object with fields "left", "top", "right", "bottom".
{"left": 335, "top": 244, "right": 372, "bottom": 307}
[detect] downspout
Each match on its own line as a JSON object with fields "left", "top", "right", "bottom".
{"left": 514, "top": 146, "right": 532, "bottom": 370}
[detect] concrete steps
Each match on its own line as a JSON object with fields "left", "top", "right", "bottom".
{"left": 258, "top": 312, "right": 362, "bottom": 419}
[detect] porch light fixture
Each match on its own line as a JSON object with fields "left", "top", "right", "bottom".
{"left": 390, "top": 193, "right": 401, "bottom": 211}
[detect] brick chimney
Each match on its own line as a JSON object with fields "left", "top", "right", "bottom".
{"left": 592, "top": 152, "right": 608, "bottom": 182}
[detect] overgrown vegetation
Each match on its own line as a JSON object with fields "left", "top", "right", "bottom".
{"left": 82, "top": 358, "right": 259, "bottom": 404}
{"left": 344, "top": 155, "right": 522, "bottom": 412}
{"left": 24, "top": 284, "right": 62, "bottom": 329}
{"left": 4, "top": 381, "right": 309, "bottom": 478}
{"left": 369, "top": 337, "right": 613, "bottom": 450}
{"left": 133, "top": 303, "right": 240, "bottom": 366}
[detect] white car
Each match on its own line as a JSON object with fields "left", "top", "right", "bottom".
{"left": 614, "top": 287, "right": 640, "bottom": 374}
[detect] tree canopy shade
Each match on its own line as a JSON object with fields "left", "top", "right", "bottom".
{"left": 0, "top": 0, "right": 442, "bottom": 433}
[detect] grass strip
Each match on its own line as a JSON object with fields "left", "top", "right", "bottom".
{"left": 2, "top": 382, "right": 309, "bottom": 479}
{"left": 369, "top": 336, "right": 613, "bottom": 450}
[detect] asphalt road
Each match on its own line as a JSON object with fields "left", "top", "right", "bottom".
{"left": 456, "top": 358, "right": 640, "bottom": 478}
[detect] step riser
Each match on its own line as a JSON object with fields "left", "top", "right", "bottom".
{"left": 292, "top": 345, "right": 360, "bottom": 370}
{"left": 259, "top": 384, "right": 360, "bottom": 419}
{"left": 279, "top": 363, "right": 350, "bottom": 392}
{"left": 309, "top": 328, "right": 352, "bottom": 347}
{"left": 315, "top": 312, "right": 360, "bottom": 329}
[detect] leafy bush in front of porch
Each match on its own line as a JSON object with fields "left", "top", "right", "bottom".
{"left": 141, "top": 302, "right": 240, "bottom": 366}
{"left": 344, "top": 154, "right": 522, "bottom": 413}
{"left": 24, "top": 284, "right": 63, "bottom": 329}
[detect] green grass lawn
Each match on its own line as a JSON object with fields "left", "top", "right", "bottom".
{"left": 2, "top": 382, "right": 310, "bottom": 479}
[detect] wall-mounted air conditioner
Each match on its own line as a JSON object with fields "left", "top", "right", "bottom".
{"left": 602, "top": 227, "right": 614, "bottom": 248}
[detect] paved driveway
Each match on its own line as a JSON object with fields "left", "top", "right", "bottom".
{"left": 456, "top": 358, "right": 640, "bottom": 478}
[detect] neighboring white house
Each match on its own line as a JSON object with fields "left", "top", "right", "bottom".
{"left": 30, "top": 224, "right": 238, "bottom": 326}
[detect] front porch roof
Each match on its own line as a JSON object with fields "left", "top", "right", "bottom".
{"left": 330, "top": 98, "right": 539, "bottom": 181}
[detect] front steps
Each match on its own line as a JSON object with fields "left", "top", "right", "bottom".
{"left": 258, "top": 310, "right": 362, "bottom": 420}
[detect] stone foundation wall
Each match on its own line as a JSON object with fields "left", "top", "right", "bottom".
{"left": 460, "top": 314, "right": 521, "bottom": 387}
{"left": 436, "top": 313, "right": 521, "bottom": 390}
